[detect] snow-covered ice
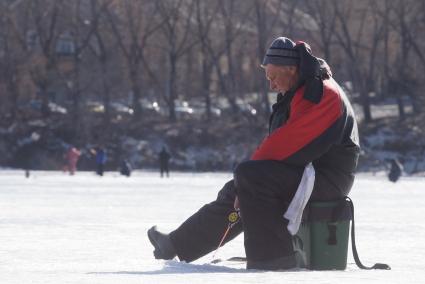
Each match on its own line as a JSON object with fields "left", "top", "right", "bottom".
{"left": 0, "top": 170, "right": 424, "bottom": 283}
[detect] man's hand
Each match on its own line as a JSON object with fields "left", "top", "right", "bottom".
{"left": 234, "top": 196, "right": 240, "bottom": 211}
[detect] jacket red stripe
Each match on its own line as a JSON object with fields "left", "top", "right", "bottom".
{"left": 251, "top": 79, "right": 343, "bottom": 161}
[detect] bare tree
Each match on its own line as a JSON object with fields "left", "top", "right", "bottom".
{"left": 0, "top": 3, "right": 25, "bottom": 122}
{"left": 106, "top": 0, "right": 162, "bottom": 119}
{"left": 390, "top": 0, "right": 425, "bottom": 114}
{"left": 383, "top": 0, "right": 409, "bottom": 120}
{"left": 332, "top": 0, "right": 386, "bottom": 123}
{"left": 302, "top": 0, "right": 337, "bottom": 62}
{"left": 193, "top": 0, "right": 220, "bottom": 121}
{"left": 368, "top": 0, "right": 424, "bottom": 120}
{"left": 26, "top": 0, "right": 65, "bottom": 117}
{"left": 88, "top": 0, "right": 114, "bottom": 129}
{"left": 216, "top": 0, "right": 254, "bottom": 116}
{"left": 156, "top": 0, "right": 197, "bottom": 121}
{"left": 59, "top": 0, "right": 99, "bottom": 139}
{"left": 251, "top": 0, "right": 284, "bottom": 116}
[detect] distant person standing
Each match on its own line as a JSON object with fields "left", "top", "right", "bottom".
{"left": 93, "top": 146, "right": 107, "bottom": 176}
{"left": 20, "top": 144, "right": 33, "bottom": 178}
{"left": 120, "top": 159, "right": 132, "bottom": 177}
{"left": 388, "top": 158, "right": 402, "bottom": 183}
{"left": 159, "top": 146, "right": 171, "bottom": 178}
{"left": 64, "top": 146, "right": 81, "bottom": 175}
{"left": 18, "top": 132, "right": 40, "bottom": 178}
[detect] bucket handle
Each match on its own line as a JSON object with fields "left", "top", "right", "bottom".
{"left": 346, "top": 197, "right": 391, "bottom": 270}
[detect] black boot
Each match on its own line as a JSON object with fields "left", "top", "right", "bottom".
{"left": 246, "top": 254, "right": 297, "bottom": 271}
{"left": 147, "top": 226, "right": 177, "bottom": 260}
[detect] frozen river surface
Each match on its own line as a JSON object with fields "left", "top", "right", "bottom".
{"left": 0, "top": 170, "right": 424, "bottom": 284}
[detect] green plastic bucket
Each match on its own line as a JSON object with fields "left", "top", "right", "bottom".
{"left": 293, "top": 199, "right": 351, "bottom": 270}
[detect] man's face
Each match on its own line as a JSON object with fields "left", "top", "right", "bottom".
{"left": 264, "top": 64, "right": 298, "bottom": 93}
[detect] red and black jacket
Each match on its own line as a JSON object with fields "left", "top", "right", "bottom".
{"left": 252, "top": 77, "right": 358, "bottom": 162}
{"left": 251, "top": 76, "right": 360, "bottom": 195}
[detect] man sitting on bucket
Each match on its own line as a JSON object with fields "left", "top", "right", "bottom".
{"left": 148, "top": 36, "right": 360, "bottom": 271}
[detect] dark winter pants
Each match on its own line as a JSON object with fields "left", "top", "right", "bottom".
{"left": 96, "top": 163, "right": 104, "bottom": 176}
{"left": 160, "top": 163, "right": 169, "bottom": 177}
{"left": 169, "top": 160, "right": 351, "bottom": 263}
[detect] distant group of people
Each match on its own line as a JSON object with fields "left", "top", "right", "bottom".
{"left": 61, "top": 144, "right": 171, "bottom": 178}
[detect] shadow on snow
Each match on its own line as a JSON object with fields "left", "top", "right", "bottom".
{"left": 89, "top": 260, "right": 260, "bottom": 275}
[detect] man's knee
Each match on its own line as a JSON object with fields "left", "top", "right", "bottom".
{"left": 233, "top": 160, "right": 264, "bottom": 193}
{"left": 216, "top": 180, "right": 236, "bottom": 202}
{"left": 234, "top": 160, "right": 304, "bottom": 197}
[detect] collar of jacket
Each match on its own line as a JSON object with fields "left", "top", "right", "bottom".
{"left": 294, "top": 42, "right": 332, "bottom": 104}
{"left": 272, "top": 90, "right": 296, "bottom": 112}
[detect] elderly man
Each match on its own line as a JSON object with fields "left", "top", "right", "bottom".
{"left": 148, "top": 37, "right": 360, "bottom": 271}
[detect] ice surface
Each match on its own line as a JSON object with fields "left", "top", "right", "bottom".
{"left": 0, "top": 170, "right": 424, "bottom": 283}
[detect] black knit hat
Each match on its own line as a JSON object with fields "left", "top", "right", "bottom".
{"left": 262, "top": 37, "right": 300, "bottom": 66}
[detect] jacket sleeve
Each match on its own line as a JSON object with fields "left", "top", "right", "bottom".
{"left": 251, "top": 81, "right": 344, "bottom": 166}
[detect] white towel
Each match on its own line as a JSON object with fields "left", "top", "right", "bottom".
{"left": 283, "top": 163, "right": 315, "bottom": 235}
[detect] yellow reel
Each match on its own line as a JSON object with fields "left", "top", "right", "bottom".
{"left": 228, "top": 211, "right": 239, "bottom": 223}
